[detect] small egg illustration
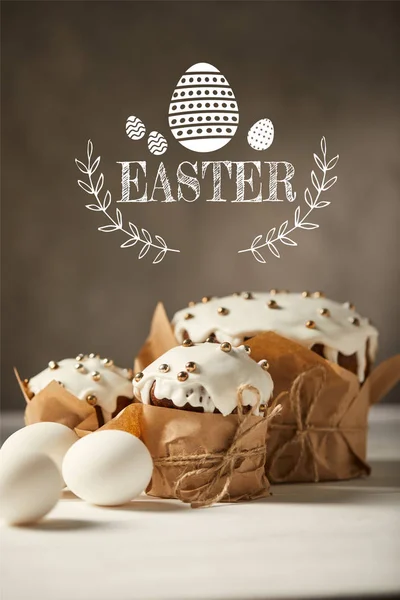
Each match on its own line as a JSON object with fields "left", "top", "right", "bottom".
{"left": 126, "top": 115, "right": 146, "bottom": 140}
{"left": 148, "top": 131, "right": 168, "bottom": 155}
{"left": 168, "top": 62, "right": 239, "bottom": 153}
{"left": 247, "top": 118, "right": 274, "bottom": 151}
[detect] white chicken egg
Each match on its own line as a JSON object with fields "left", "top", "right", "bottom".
{"left": 168, "top": 62, "right": 239, "bottom": 153}
{"left": 0, "top": 452, "right": 62, "bottom": 525}
{"left": 247, "top": 118, "right": 274, "bottom": 151}
{"left": 1, "top": 422, "right": 78, "bottom": 477}
{"left": 62, "top": 430, "right": 153, "bottom": 506}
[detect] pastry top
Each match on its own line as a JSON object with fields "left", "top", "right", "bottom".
{"left": 133, "top": 341, "right": 274, "bottom": 417}
{"left": 172, "top": 291, "right": 378, "bottom": 353}
{"left": 28, "top": 355, "right": 134, "bottom": 419}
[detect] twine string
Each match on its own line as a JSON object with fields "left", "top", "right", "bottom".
{"left": 267, "top": 366, "right": 327, "bottom": 483}
{"left": 156, "top": 385, "right": 281, "bottom": 509}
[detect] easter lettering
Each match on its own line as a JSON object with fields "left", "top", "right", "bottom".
{"left": 117, "top": 161, "right": 296, "bottom": 203}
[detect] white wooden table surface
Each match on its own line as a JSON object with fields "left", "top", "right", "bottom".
{"left": 1, "top": 406, "right": 400, "bottom": 600}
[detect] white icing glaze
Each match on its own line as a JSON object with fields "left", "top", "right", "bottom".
{"left": 29, "top": 357, "right": 133, "bottom": 421}
{"left": 133, "top": 342, "right": 274, "bottom": 417}
{"left": 322, "top": 346, "right": 338, "bottom": 366}
{"left": 368, "top": 334, "right": 379, "bottom": 364}
{"left": 172, "top": 292, "right": 379, "bottom": 382}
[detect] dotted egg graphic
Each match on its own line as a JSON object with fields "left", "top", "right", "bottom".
{"left": 247, "top": 118, "right": 274, "bottom": 151}
{"left": 168, "top": 62, "right": 239, "bottom": 153}
{"left": 148, "top": 131, "right": 168, "bottom": 156}
{"left": 126, "top": 115, "right": 146, "bottom": 140}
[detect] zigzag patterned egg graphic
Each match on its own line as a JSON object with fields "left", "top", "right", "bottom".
{"left": 247, "top": 118, "right": 274, "bottom": 151}
{"left": 148, "top": 131, "right": 168, "bottom": 156}
{"left": 126, "top": 115, "right": 146, "bottom": 140}
{"left": 168, "top": 62, "right": 239, "bottom": 153}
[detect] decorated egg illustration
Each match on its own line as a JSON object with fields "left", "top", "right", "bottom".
{"left": 168, "top": 62, "right": 239, "bottom": 153}
{"left": 247, "top": 118, "right": 274, "bottom": 151}
{"left": 148, "top": 131, "right": 168, "bottom": 155}
{"left": 126, "top": 115, "right": 146, "bottom": 140}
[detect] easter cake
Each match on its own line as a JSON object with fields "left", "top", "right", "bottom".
{"left": 25, "top": 354, "right": 134, "bottom": 424}
{"left": 133, "top": 340, "right": 273, "bottom": 416}
{"left": 171, "top": 291, "right": 378, "bottom": 382}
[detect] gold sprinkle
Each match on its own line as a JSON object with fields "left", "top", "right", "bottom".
{"left": 220, "top": 342, "right": 232, "bottom": 353}
{"left": 302, "top": 291, "right": 310, "bottom": 298}
{"left": 23, "top": 378, "right": 29, "bottom": 385}
{"left": 267, "top": 300, "right": 279, "bottom": 309}
{"left": 259, "top": 359, "right": 270, "bottom": 371}
{"left": 202, "top": 296, "right": 212, "bottom": 303}
{"left": 91, "top": 371, "right": 101, "bottom": 381}
{"left": 86, "top": 394, "right": 97, "bottom": 406}
{"left": 242, "top": 292, "right": 253, "bottom": 300}
{"left": 134, "top": 372, "right": 144, "bottom": 382}
{"left": 206, "top": 336, "right": 217, "bottom": 343}
{"left": 313, "top": 291, "right": 325, "bottom": 298}
{"left": 217, "top": 306, "right": 229, "bottom": 316}
{"left": 48, "top": 361, "right": 59, "bottom": 370}
{"left": 88, "top": 353, "right": 99, "bottom": 359}
{"left": 259, "top": 404, "right": 266, "bottom": 413}
{"left": 270, "top": 289, "right": 278, "bottom": 295}
{"left": 74, "top": 363, "right": 85, "bottom": 372}
{"left": 306, "top": 320, "right": 316, "bottom": 329}
{"left": 184, "top": 313, "right": 194, "bottom": 320}
{"left": 233, "top": 291, "right": 241, "bottom": 296}
{"left": 158, "top": 363, "right": 170, "bottom": 373}
{"left": 126, "top": 368, "right": 134, "bottom": 381}
{"left": 56, "top": 381, "right": 65, "bottom": 388}
{"left": 177, "top": 371, "right": 189, "bottom": 382}
{"left": 102, "top": 358, "right": 114, "bottom": 367}
{"left": 185, "top": 361, "right": 197, "bottom": 373}
{"left": 349, "top": 317, "right": 360, "bottom": 326}
{"left": 188, "top": 301, "right": 196, "bottom": 307}
{"left": 243, "top": 345, "right": 251, "bottom": 354}
{"left": 182, "top": 338, "right": 194, "bottom": 347}
{"left": 319, "top": 308, "right": 331, "bottom": 317}
{"left": 344, "top": 302, "right": 355, "bottom": 310}
{"left": 75, "top": 354, "right": 85, "bottom": 361}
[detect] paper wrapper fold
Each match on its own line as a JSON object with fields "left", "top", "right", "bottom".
{"left": 101, "top": 402, "right": 279, "bottom": 508}
{"left": 134, "top": 303, "right": 400, "bottom": 484}
{"left": 134, "top": 303, "right": 177, "bottom": 373}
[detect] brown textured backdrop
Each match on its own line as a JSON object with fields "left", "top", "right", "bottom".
{"left": 1, "top": 0, "right": 399, "bottom": 410}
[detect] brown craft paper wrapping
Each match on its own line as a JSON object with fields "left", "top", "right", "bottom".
{"left": 133, "top": 303, "right": 400, "bottom": 484}
{"left": 15, "top": 368, "right": 132, "bottom": 438}
{"left": 250, "top": 334, "right": 400, "bottom": 482}
{"left": 134, "top": 302, "right": 177, "bottom": 373}
{"left": 101, "top": 402, "right": 277, "bottom": 507}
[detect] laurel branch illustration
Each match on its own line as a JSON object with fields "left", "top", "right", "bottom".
{"left": 238, "top": 137, "right": 339, "bottom": 262}
{"left": 75, "top": 140, "right": 180, "bottom": 264}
